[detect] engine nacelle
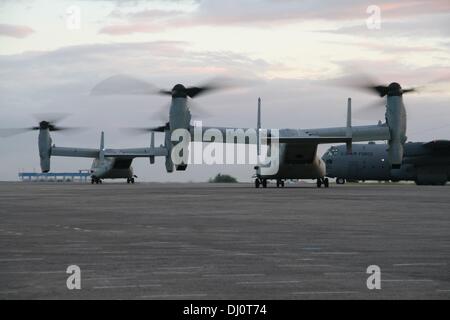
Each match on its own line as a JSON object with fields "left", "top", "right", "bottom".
{"left": 149, "top": 131, "right": 155, "bottom": 164}
{"left": 38, "top": 129, "right": 52, "bottom": 172}
{"left": 164, "top": 130, "right": 174, "bottom": 173}
{"left": 385, "top": 95, "right": 407, "bottom": 169}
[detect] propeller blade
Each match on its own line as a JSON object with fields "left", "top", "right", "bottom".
{"left": 32, "top": 112, "right": 69, "bottom": 124}
{"left": 372, "top": 85, "right": 389, "bottom": 97}
{"left": 185, "top": 77, "right": 235, "bottom": 98}
{"left": 122, "top": 124, "right": 168, "bottom": 135}
{"left": 186, "top": 86, "right": 214, "bottom": 98}
{"left": 50, "top": 126, "right": 85, "bottom": 133}
{"left": 353, "top": 100, "right": 386, "bottom": 120}
{"left": 91, "top": 74, "right": 158, "bottom": 96}
{"left": 1, "top": 112, "right": 85, "bottom": 137}
{"left": 401, "top": 88, "right": 417, "bottom": 95}
{"left": 158, "top": 89, "right": 172, "bottom": 96}
{"left": 0, "top": 127, "right": 35, "bottom": 138}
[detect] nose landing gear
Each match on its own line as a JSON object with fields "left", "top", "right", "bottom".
{"left": 317, "top": 177, "right": 329, "bottom": 188}
{"left": 91, "top": 177, "right": 102, "bottom": 184}
{"left": 254, "top": 178, "right": 268, "bottom": 188}
{"left": 276, "top": 179, "right": 285, "bottom": 188}
{"left": 255, "top": 178, "right": 286, "bottom": 188}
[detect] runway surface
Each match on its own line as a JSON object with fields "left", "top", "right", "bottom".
{"left": 0, "top": 181, "right": 449, "bottom": 299}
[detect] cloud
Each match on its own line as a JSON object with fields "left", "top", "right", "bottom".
{"left": 1, "top": 36, "right": 449, "bottom": 181}
{"left": 98, "top": 0, "right": 450, "bottom": 35}
{"left": 0, "top": 23, "right": 34, "bottom": 38}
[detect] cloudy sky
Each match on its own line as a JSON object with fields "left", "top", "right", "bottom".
{"left": 0, "top": 0, "right": 449, "bottom": 182}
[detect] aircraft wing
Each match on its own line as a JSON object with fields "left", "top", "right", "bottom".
{"left": 103, "top": 147, "right": 168, "bottom": 158}
{"left": 303, "top": 124, "right": 390, "bottom": 142}
{"left": 191, "top": 123, "right": 390, "bottom": 144}
{"left": 270, "top": 136, "right": 351, "bottom": 144}
{"left": 190, "top": 127, "right": 351, "bottom": 144}
{"left": 51, "top": 147, "right": 99, "bottom": 158}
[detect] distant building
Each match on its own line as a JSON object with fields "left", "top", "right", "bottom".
{"left": 18, "top": 170, "right": 91, "bottom": 182}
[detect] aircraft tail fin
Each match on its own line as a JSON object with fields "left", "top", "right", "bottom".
{"left": 99, "top": 131, "right": 105, "bottom": 160}
{"left": 346, "top": 97, "right": 352, "bottom": 154}
{"left": 254, "top": 97, "right": 262, "bottom": 175}
{"left": 257, "top": 97, "right": 261, "bottom": 156}
{"left": 149, "top": 131, "right": 155, "bottom": 164}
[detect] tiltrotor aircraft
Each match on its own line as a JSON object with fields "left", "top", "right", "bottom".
{"left": 252, "top": 80, "right": 413, "bottom": 188}
{"left": 0, "top": 116, "right": 166, "bottom": 184}
{"left": 91, "top": 75, "right": 408, "bottom": 188}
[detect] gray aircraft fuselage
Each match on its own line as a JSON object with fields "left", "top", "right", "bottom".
{"left": 90, "top": 157, "right": 134, "bottom": 180}
{"left": 323, "top": 142, "right": 450, "bottom": 185}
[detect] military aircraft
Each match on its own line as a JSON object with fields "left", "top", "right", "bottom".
{"left": 323, "top": 140, "right": 450, "bottom": 185}
{"left": 0, "top": 116, "right": 167, "bottom": 184}
{"left": 92, "top": 75, "right": 406, "bottom": 188}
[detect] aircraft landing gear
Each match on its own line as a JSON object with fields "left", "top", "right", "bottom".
{"left": 92, "top": 177, "right": 102, "bottom": 184}
{"left": 255, "top": 178, "right": 267, "bottom": 188}
{"left": 276, "top": 179, "right": 285, "bottom": 188}
{"left": 317, "top": 178, "right": 329, "bottom": 188}
{"left": 127, "top": 178, "right": 135, "bottom": 184}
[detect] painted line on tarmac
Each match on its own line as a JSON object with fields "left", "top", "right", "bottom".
{"left": 393, "top": 263, "right": 446, "bottom": 267}
{"left": 291, "top": 291, "right": 360, "bottom": 295}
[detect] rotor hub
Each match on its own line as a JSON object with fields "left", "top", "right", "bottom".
{"left": 171, "top": 84, "right": 187, "bottom": 98}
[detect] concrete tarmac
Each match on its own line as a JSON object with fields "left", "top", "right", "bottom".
{"left": 0, "top": 181, "right": 449, "bottom": 299}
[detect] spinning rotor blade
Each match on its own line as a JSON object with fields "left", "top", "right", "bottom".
{"left": 0, "top": 127, "right": 35, "bottom": 137}
{"left": 91, "top": 74, "right": 158, "bottom": 96}
{"left": 32, "top": 112, "right": 69, "bottom": 124}
{"left": 339, "top": 74, "right": 419, "bottom": 98}
{"left": 1, "top": 113, "right": 84, "bottom": 138}
{"left": 353, "top": 100, "right": 386, "bottom": 120}
{"left": 122, "top": 123, "right": 168, "bottom": 135}
{"left": 186, "top": 77, "right": 235, "bottom": 98}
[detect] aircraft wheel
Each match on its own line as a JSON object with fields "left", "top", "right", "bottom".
{"left": 276, "top": 180, "right": 281, "bottom": 188}
{"left": 99, "top": 179, "right": 102, "bottom": 184}
{"left": 131, "top": 178, "right": 135, "bottom": 184}
{"left": 255, "top": 179, "right": 260, "bottom": 188}
{"left": 317, "top": 179, "right": 322, "bottom": 188}
{"left": 324, "top": 178, "right": 329, "bottom": 188}
{"left": 91, "top": 178, "right": 95, "bottom": 184}
{"left": 281, "top": 180, "right": 285, "bottom": 188}
{"left": 127, "top": 178, "right": 130, "bottom": 184}
{"left": 262, "top": 179, "right": 267, "bottom": 188}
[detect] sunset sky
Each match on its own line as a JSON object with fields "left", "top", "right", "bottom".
{"left": 0, "top": 0, "right": 449, "bottom": 181}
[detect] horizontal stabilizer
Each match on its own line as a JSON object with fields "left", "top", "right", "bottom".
{"left": 104, "top": 147, "right": 167, "bottom": 158}
{"left": 51, "top": 147, "right": 99, "bottom": 158}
